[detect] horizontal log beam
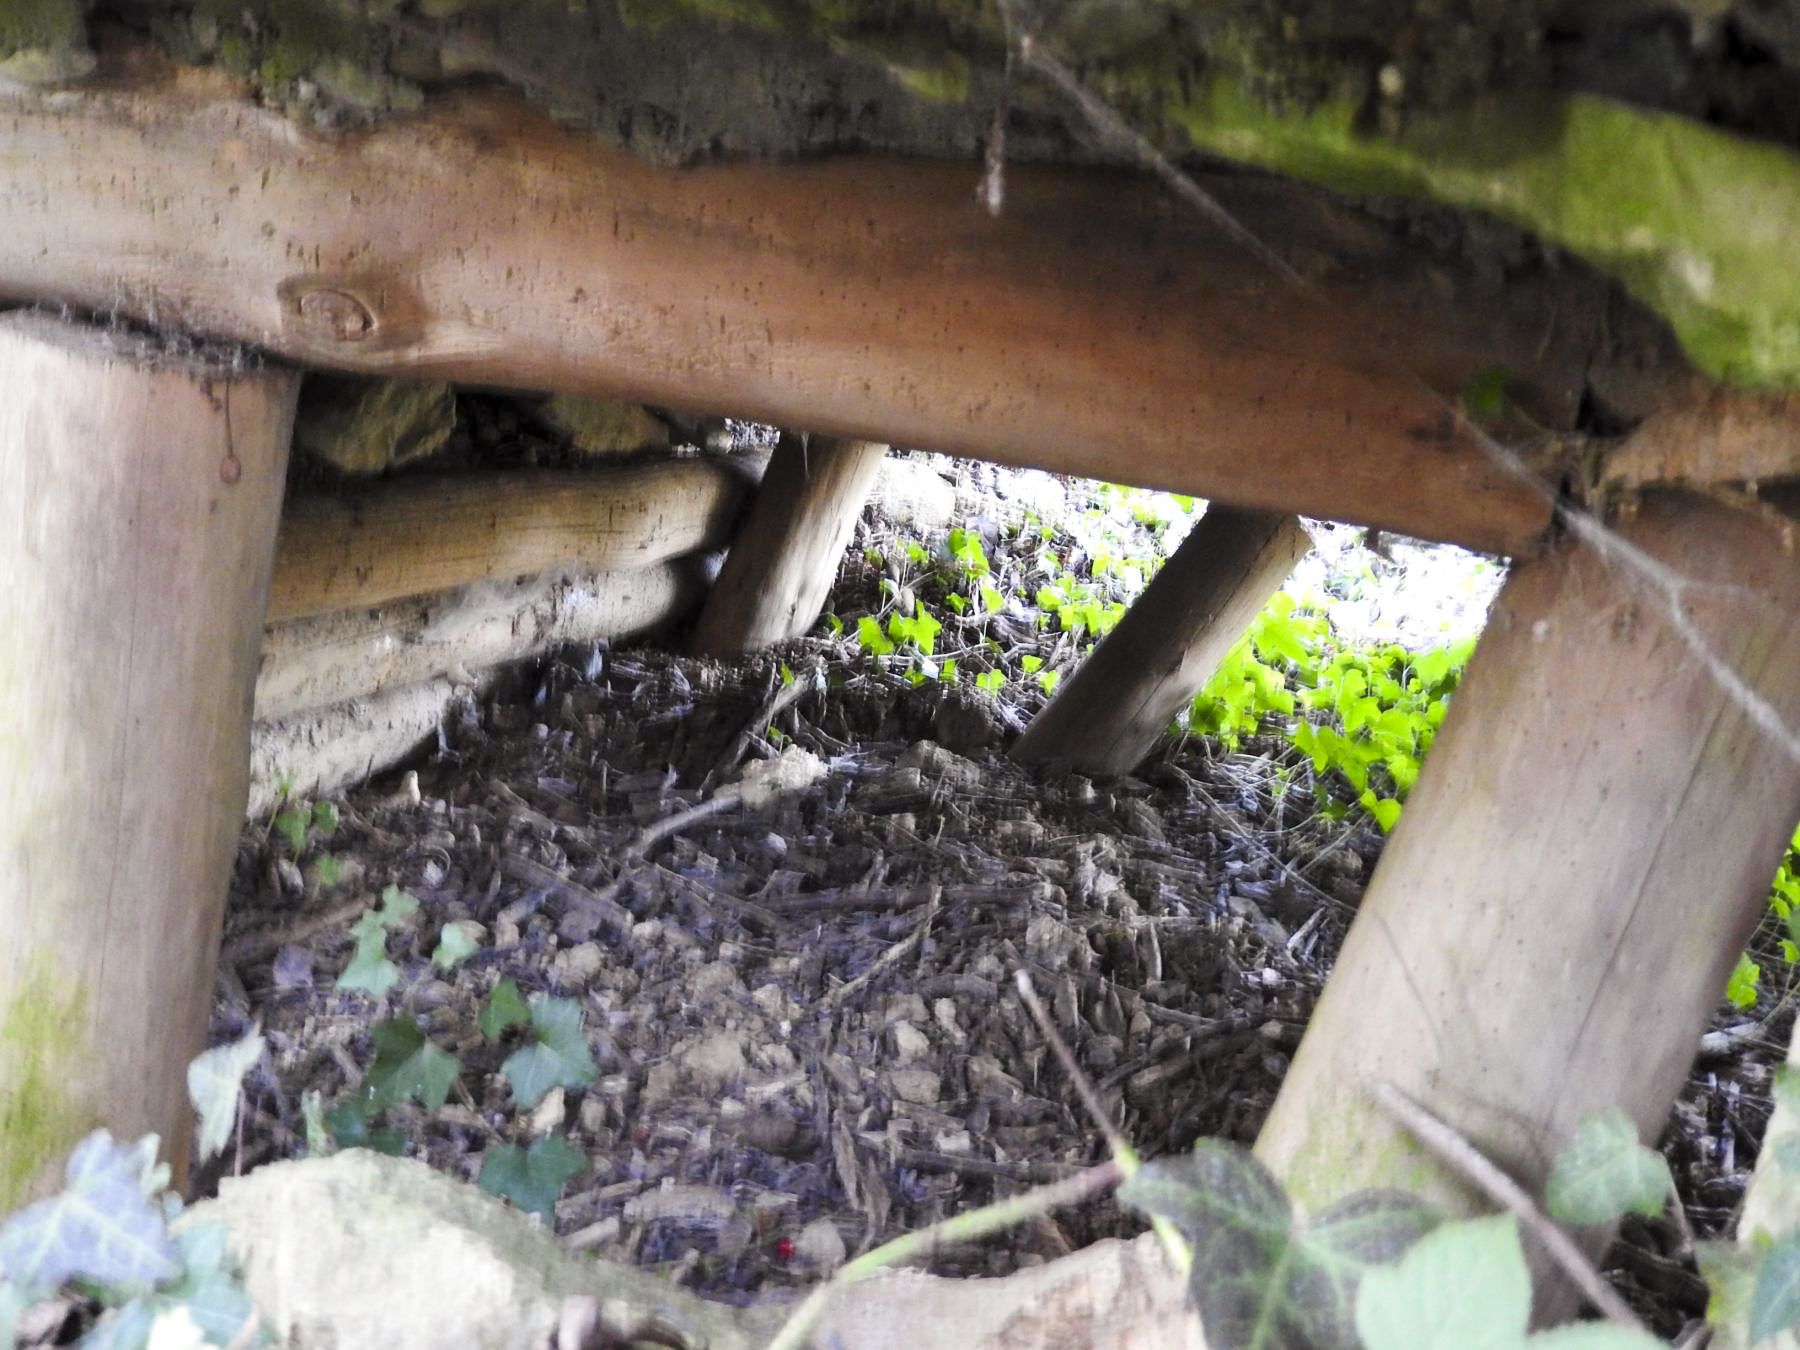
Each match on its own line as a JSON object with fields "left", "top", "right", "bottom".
{"left": 0, "top": 45, "right": 1667, "bottom": 555}
{"left": 268, "top": 462, "right": 744, "bottom": 621}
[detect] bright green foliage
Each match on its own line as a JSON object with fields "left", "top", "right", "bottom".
{"left": 1726, "top": 953, "right": 1761, "bottom": 1010}
{"left": 500, "top": 997, "right": 598, "bottom": 1108}
{"left": 359, "top": 1017, "right": 458, "bottom": 1114}
{"left": 477, "top": 1136, "right": 585, "bottom": 1222}
{"left": 186, "top": 1031, "right": 266, "bottom": 1166}
{"left": 1187, "top": 594, "right": 1473, "bottom": 832}
{"left": 1543, "top": 1110, "right": 1670, "bottom": 1227}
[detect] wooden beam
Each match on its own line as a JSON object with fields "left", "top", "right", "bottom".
{"left": 257, "top": 559, "right": 709, "bottom": 722}
{"left": 267, "top": 462, "right": 744, "bottom": 621}
{"left": 0, "top": 312, "right": 295, "bottom": 1204}
{"left": 1010, "top": 509, "right": 1310, "bottom": 776}
{"left": 0, "top": 45, "right": 1650, "bottom": 555}
{"left": 689, "top": 433, "right": 887, "bottom": 657}
{"left": 1253, "top": 488, "right": 1800, "bottom": 1311}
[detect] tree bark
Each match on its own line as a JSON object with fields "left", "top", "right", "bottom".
{"left": 0, "top": 46, "right": 1674, "bottom": 555}
{"left": 268, "top": 462, "right": 745, "bottom": 621}
{"left": 1254, "top": 488, "right": 1800, "bottom": 1314}
{"left": 688, "top": 434, "right": 887, "bottom": 657}
{"left": 1010, "top": 509, "right": 1310, "bottom": 776}
{"left": 0, "top": 312, "right": 295, "bottom": 1204}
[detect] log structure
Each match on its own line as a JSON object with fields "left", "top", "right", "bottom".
{"left": 689, "top": 434, "right": 888, "bottom": 657}
{"left": 1254, "top": 488, "right": 1800, "bottom": 1309}
{"left": 269, "top": 462, "right": 745, "bottom": 621}
{"left": 0, "top": 45, "right": 1696, "bottom": 557}
{"left": 0, "top": 312, "right": 295, "bottom": 1205}
{"left": 1010, "top": 509, "right": 1311, "bottom": 775}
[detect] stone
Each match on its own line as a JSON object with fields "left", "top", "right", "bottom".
{"left": 532, "top": 394, "right": 669, "bottom": 457}
{"left": 292, "top": 375, "right": 456, "bottom": 474}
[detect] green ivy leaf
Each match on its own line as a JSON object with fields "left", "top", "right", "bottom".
{"left": 310, "top": 801, "right": 340, "bottom": 838}
{"left": 1368, "top": 798, "right": 1403, "bottom": 833}
{"left": 502, "top": 997, "right": 598, "bottom": 1107}
{"left": 186, "top": 1030, "right": 266, "bottom": 1165}
{"left": 1544, "top": 1110, "right": 1670, "bottom": 1226}
{"left": 273, "top": 806, "right": 309, "bottom": 855}
{"left": 337, "top": 913, "right": 400, "bottom": 997}
{"left": 1121, "top": 1140, "right": 1436, "bottom": 1349}
{"left": 431, "top": 921, "right": 483, "bottom": 971}
{"left": 1752, "top": 1230, "right": 1800, "bottom": 1344}
{"left": 479, "top": 978, "right": 532, "bottom": 1039}
{"left": 1355, "top": 1215, "right": 1528, "bottom": 1350}
{"left": 856, "top": 615, "right": 894, "bottom": 657}
{"left": 315, "top": 853, "right": 343, "bottom": 887}
{"left": 1727, "top": 954, "right": 1761, "bottom": 1009}
{"left": 376, "top": 885, "right": 418, "bottom": 926}
{"left": 976, "top": 669, "right": 1005, "bottom": 693}
{"left": 477, "top": 1136, "right": 585, "bottom": 1221}
{"left": 0, "top": 1130, "right": 180, "bottom": 1293}
{"left": 360, "top": 1017, "right": 459, "bottom": 1113}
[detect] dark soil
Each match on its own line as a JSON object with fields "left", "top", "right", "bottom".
{"left": 196, "top": 483, "right": 1796, "bottom": 1343}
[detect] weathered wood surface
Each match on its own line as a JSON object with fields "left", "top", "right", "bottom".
{"left": 268, "top": 462, "right": 745, "bottom": 621}
{"left": 257, "top": 560, "right": 709, "bottom": 721}
{"left": 1255, "top": 488, "right": 1800, "bottom": 1311}
{"left": 0, "top": 312, "right": 295, "bottom": 1204}
{"left": 249, "top": 675, "right": 472, "bottom": 820}
{"left": 0, "top": 46, "right": 1684, "bottom": 556}
{"left": 1011, "top": 508, "right": 1310, "bottom": 775}
{"left": 689, "top": 434, "right": 887, "bottom": 657}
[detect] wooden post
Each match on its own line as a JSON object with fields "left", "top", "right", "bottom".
{"left": 1254, "top": 490, "right": 1800, "bottom": 1302}
{"left": 1010, "top": 509, "right": 1309, "bottom": 775}
{"left": 0, "top": 313, "right": 296, "bottom": 1204}
{"left": 688, "top": 433, "right": 887, "bottom": 657}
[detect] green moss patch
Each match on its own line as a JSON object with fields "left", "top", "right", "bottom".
{"left": 0, "top": 952, "right": 91, "bottom": 1210}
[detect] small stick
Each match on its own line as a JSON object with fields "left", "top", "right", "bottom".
{"left": 1366, "top": 1077, "right": 1650, "bottom": 1334}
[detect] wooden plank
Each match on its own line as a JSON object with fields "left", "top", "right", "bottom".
{"left": 1254, "top": 488, "right": 1800, "bottom": 1311}
{"left": 0, "top": 312, "right": 296, "bottom": 1203}
{"left": 0, "top": 46, "right": 1654, "bottom": 554}
{"left": 1010, "top": 509, "right": 1309, "bottom": 776}
{"left": 689, "top": 434, "right": 887, "bottom": 656}
{"left": 267, "top": 462, "right": 745, "bottom": 621}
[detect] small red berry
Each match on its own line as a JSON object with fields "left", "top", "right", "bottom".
{"left": 775, "top": 1237, "right": 795, "bottom": 1263}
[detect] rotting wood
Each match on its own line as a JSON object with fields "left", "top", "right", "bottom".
{"left": 1011, "top": 509, "right": 1310, "bottom": 776}
{"left": 267, "top": 462, "right": 745, "bottom": 621}
{"left": 1253, "top": 487, "right": 1800, "bottom": 1318}
{"left": 248, "top": 674, "right": 481, "bottom": 818}
{"left": 689, "top": 434, "right": 888, "bottom": 657}
{"left": 256, "top": 559, "right": 712, "bottom": 721}
{"left": 0, "top": 311, "right": 296, "bottom": 1204}
{"left": 1600, "top": 388, "right": 1800, "bottom": 495}
{"left": 0, "top": 44, "right": 1696, "bottom": 556}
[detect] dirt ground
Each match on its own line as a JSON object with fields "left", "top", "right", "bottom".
{"left": 199, "top": 477, "right": 1790, "bottom": 1342}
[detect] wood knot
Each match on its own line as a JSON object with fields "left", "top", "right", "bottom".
{"left": 282, "top": 281, "right": 377, "bottom": 343}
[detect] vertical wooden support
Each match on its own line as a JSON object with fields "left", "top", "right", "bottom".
{"left": 1255, "top": 490, "right": 1800, "bottom": 1283}
{"left": 688, "top": 432, "right": 887, "bottom": 657}
{"left": 0, "top": 314, "right": 296, "bottom": 1204}
{"left": 1010, "top": 508, "right": 1309, "bottom": 775}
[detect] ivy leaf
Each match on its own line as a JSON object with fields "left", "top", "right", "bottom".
{"left": 1120, "top": 1140, "right": 1434, "bottom": 1349}
{"left": 337, "top": 913, "right": 400, "bottom": 997}
{"left": 479, "top": 977, "right": 532, "bottom": 1040}
{"left": 361, "top": 1017, "right": 459, "bottom": 1113}
{"left": 855, "top": 615, "right": 894, "bottom": 657}
{"left": 186, "top": 1030, "right": 266, "bottom": 1165}
{"left": 1752, "top": 1230, "right": 1800, "bottom": 1344}
{"left": 501, "top": 996, "right": 598, "bottom": 1108}
{"left": 0, "top": 1130, "right": 180, "bottom": 1292}
{"left": 1544, "top": 1110, "right": 1670, "bottom": 1226}
{"left": 431, "top": 920, "right": 483, "bottom": 971}
{"left": 310, "top": 801, "right": 340, "bottom": 838}
{"left": 1368, "top": 798, "right": 1403, "bottom": 833}
{"left": 272, "top": 806, "right": 309, "bottom": 855}
{"left": 1726, "top": 954, "right": 1761, "bottom": 1009}
{"left": 477, "top": 1137, "right": 585, "bottom": 1221}
{"left": 158, "top": 1222, "right": 262, "bottom": 1345}
{"left": 1355, "top": 1215, "right": 1529, "bottom": 1350}
{"left": 375, "top": 884, "right": 418, "bottom": 926}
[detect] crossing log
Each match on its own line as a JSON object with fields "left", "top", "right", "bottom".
{"left": 0, "top": 45, "right": 1672, "bottom": 555}
{"left": 0, "top": 312, "right": 296, "bottom": 1204}
{"left": 689, "top": 434, "right": 887, "bottom": 657}
{"left": 1010, "top": 509, "right": 1310, "bottom": 775}
{"left": 1254, "top": 488, "right": 1800, "bottom": 1313}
